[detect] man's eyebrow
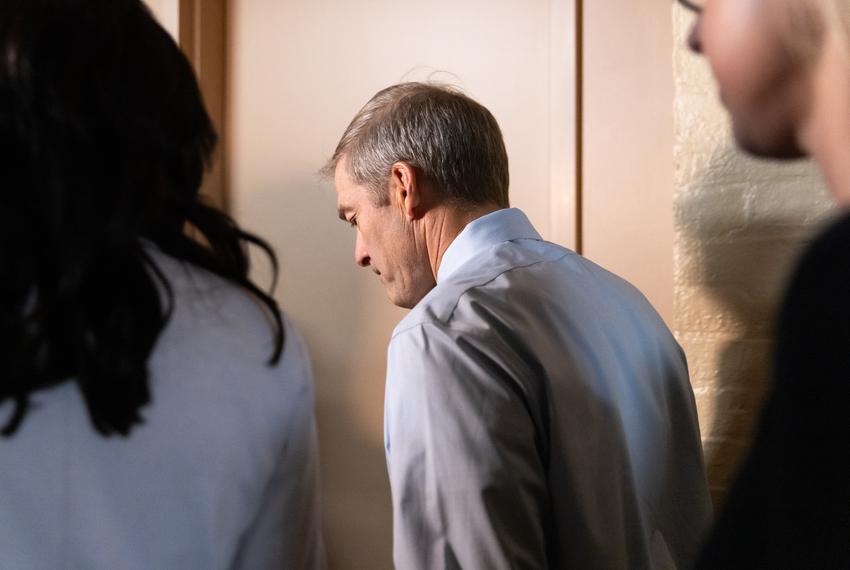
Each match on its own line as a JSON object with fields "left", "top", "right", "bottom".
{"left": 337, "top": 207, "right": 348, "bottom": 221}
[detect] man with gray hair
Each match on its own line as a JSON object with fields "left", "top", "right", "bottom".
{"left": 326, "top": 82, "right": 711, "bottom": 569}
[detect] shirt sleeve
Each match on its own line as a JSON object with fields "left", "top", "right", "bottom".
{"left": 231, "top": 325, "right": 326, "bottom": 570}
{"left": 385, "top": 322, "right": 548, "bottom": 570}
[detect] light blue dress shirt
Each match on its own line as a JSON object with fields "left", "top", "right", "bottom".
{"left": 384, "top": 208, "right": 711, "bottom": 569}
{"left": 0, "top": 247, "right": 324, "bottom": 570}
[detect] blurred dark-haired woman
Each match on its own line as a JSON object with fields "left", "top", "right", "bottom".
{"left": 0, "top": 0, "right": 323, "bottom": 568}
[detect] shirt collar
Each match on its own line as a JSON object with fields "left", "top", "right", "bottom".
{"left": 437, "top": 208, "right": 542, "bottom": 284}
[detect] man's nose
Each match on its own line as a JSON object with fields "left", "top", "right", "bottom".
{"left": 355, "top": 233, "right": 370, "bottom": 267}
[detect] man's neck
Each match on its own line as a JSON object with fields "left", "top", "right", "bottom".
{"left": 425, "top": 203, "right": 501, "bottom": 279}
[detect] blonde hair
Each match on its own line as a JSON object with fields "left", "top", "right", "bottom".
{"left": 822, "top": 0, "right": 850, "bottom": 53}
{"left": 789, "top": 0, "right": 850, "bottom": 61}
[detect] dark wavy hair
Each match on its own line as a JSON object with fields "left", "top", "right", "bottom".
{"left": 0, "top": 0, "right": 284, "bottom": 437}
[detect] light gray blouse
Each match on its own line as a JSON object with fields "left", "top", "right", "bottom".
{"left": 0, "top": 248, "right": 323, "bottom": 569}
{"left": 385, "top": 208, "right": 711, "bottom": 569}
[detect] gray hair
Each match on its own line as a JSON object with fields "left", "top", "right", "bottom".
{"left": 323, "top": 82, "right": 510, "bottom": 208}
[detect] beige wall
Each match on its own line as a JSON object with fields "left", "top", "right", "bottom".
{"left": 143, "top": 0, "right": 179, "bottom": 39}
{"left": 583, "top": 0, "right": 675, "bottom": 326}
{"left": 672, "top": 8, "right": 833, "bottom": 503}
{"left": 226, "top": 1, "right": 574, "bottom": 567}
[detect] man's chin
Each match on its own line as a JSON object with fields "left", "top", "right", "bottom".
{"left": 385, "top": 285, "right": 432, "bottom": 310}
{"left": 386, "top": 290, "right": 417, "bottom": 310}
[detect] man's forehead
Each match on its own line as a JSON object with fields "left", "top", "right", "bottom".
{"left": 333, "top": 155, "right": 351, "bottom": 183}
{"left": 333, "top": 159, "right": 369, "bottom": 205}
{"left": 333, "top": 159, "right": 354, "bottom": 193}
{"left": 333, "top": 158, "right": 349, "bottom": 203}
{"left": 335, "top": 171, "right": 359, "bottom": 219}
{"left": 336, "top": 196, "right": 350, "bottom": 218}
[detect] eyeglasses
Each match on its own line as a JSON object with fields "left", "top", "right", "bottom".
{"left": 678, "top": 0, "right": 703, "bottom": 13}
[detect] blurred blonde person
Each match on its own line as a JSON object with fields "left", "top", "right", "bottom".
{"left": 682, "top": 0, "right": 850, "bottom": 566}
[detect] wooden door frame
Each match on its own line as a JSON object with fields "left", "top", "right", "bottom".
{"left": 549, "top": 0, "right": 581, "bottom": 252}
{"left": 179, "top": 0, "right": 229, "bottom": 211}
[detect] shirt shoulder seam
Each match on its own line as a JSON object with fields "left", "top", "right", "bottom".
{"left": 391, "top": 249, "right": 572, "bottom": 340}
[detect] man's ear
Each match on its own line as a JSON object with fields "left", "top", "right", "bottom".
{"left": 388, "top": 162, "right": 424, "bottom": 222}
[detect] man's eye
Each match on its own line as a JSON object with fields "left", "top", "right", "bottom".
{"left": 348, "top": 217, "right": 357, "bottom": 228}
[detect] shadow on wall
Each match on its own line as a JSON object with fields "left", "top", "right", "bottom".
{"left": 674, "top": 145, "right": 832, "bottom": 505}
{"left": 313, "top": 394, "right": 393, "bottom": 569}
{"left": 240, "top": 180, "right": 401, "bottom": 569}
{"left": 292, "top": 184, "right": 401, "bottom": 570}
